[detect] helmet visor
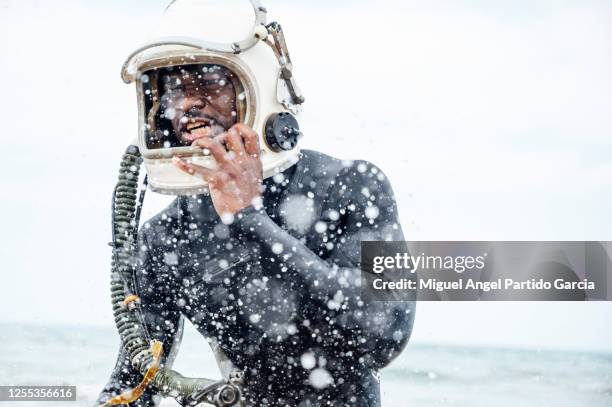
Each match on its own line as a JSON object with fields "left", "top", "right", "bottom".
{"left": 141, "top": 63, "right": 248, "bottom": 149}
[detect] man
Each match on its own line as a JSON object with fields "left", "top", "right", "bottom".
{"left": 98, "top": 1, "right": 415, "bottom": 406}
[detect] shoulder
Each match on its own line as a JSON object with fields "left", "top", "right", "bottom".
{"left": 297, "top": 149, "right": 394, "bottom": 195}
{"left": 295, "top": 150, "right": 398, "bottom": 223}
{"left": 293, "top": 149, "right": 344, "bottom": 185}
{"left": 297, "top": 148, "right": 388, "bottom": 181}
{"left": 295, "top": 150, "right": 403, "bottom": 243}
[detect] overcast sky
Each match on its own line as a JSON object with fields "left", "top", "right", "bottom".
{"left": 0, "top": 0, "right": 611, "bottom": 352}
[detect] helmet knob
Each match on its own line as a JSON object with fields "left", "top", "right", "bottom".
{"left": 264, "top": 112, "right": 300, "bottom": 152}
{"left": 253, "top": 24, "right": 269, "bottom": 40}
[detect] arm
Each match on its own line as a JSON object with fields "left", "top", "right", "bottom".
{"left": 232, "top": 162, "right": 416, "bottom": 369}
{"left": 96, "top": 232, "right": 185, "bottom": 407}
{"left": 171, "top": 126, "right": 415, "bottom": 369}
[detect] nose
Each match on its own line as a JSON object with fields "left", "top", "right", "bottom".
{"left": 182, "top": 97, "right": 205, "bottom": 116}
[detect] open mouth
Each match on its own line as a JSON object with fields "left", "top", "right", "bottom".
{"left": 181, "top": 118, "right": 217, "bottom": 142}
{"left": 186, "top": 120, "right": 211, "bottom": 133}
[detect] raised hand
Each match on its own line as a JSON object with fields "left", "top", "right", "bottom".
{"left": 173, "top": 123, "right": 263, "bottom": 221}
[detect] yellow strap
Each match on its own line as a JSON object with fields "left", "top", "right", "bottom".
{"left": 122, "top": 294, "right": 140, "bottom": 306}
{"left": 104, "top": 341, "right": 163, "bottom": 406}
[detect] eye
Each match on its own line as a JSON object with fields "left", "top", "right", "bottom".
{"left": 203, "top": 79, "right": 220, "bottom": 87}
{"left": 201, "top": 72, "right": 231, "bottom": 91}
{"left": 201, "top": 79, "right": 224, "bottom": 91}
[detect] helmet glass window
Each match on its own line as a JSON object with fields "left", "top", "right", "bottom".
{"left": 141, "top": 64, "right": 247, "bottom": 149}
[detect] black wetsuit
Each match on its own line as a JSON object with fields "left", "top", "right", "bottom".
{"left": 97, "top": 150, "right": 416, "bottom": 407}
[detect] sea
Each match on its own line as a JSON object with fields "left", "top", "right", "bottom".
{"left": 0, "top": 323, "right": 610, "bottom": 407}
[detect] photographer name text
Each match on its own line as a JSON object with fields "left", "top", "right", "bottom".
{"left": 372, "top": 278, "right": 596, "bottom": 292}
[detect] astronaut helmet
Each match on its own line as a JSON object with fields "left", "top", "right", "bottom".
{"left": 121, "top": 0, "right": 304, "bottom": 195}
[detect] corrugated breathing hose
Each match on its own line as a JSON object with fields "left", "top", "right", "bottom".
{"left": 103, "top": 145, "right": 244, "bottom": 407}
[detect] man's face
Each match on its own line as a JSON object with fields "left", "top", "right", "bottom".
{"left": 160, "top": 65, "right": 238, "bottom": 145}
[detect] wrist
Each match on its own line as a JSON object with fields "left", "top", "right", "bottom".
{"left": 229, "top": 204, "right": 265, "bottom": 239}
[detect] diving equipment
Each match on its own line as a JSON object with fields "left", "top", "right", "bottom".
{"left": 105, "top": 145, "right": 245, "bottom": 407}
{"left": 99, "top": 148, "right": 417, "bottom": 406}
{"left": 122, "top": 0, "right": 304, "bottom": 195}
{"left": 102, "top": 1, "right": 415, "bottom": 405}
{"left": 104, "top": 1, "right": 306, "bottom": 404}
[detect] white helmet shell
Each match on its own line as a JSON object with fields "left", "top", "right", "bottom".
{"left": 122, "top": 0, "right": 304, "bottom": 195}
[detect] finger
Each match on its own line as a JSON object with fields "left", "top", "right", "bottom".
{"left": 221, "top": 127, "right": 247, "bottom": 157}
{"left": 172, "top": 156, "right": 217, "bottom": 181}
{"left": 191, "top": 137, "right": 228, "bottom": 164}
{"left": 181, "top": 126, "right": 213, "bottom": 144}
{"left": 233, "top": 123, "right": 260, "bottom": 157}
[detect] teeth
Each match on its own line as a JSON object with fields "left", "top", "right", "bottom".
{"left": 187, "top": 122, "right": 208, "bottom": 131}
